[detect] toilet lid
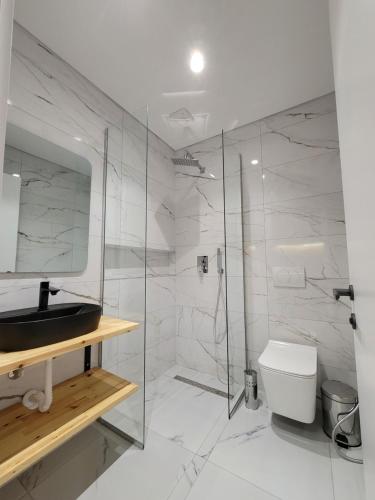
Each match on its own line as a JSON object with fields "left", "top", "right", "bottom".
{"left": 259, "top": 340, "right": 317, "bottom": 378}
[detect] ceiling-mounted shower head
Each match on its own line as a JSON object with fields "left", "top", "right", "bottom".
{"left": 171, "top": 151, "right": 205, "bottom": 174}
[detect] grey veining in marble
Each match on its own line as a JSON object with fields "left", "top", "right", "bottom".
{"left": 174, "top": 92, "right": 355, "bottom": 391}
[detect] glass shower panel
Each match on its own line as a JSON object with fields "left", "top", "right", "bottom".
{"left": 222, "top": 130, "right": 247, "bottom": 416}
{"left": 100, "top": 107, "right": 148, "bottom": 446}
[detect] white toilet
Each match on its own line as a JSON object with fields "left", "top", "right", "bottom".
{"left": 259, "top": 340, "right": 318, "bottom": 424}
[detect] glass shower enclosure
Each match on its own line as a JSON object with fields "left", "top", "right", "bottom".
{"left": 98, "top": 114, "right": 248, "bottom": 446}
{"left": 222, "top": 130, "right": 247, "bottom": 416}
{"left": 100, "top": 107, "right": 148, "bottom": 447}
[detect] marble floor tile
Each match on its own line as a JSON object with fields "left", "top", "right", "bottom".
{"left": 185, "top": 462, "right": 281, "bottom": 500}
{"left": 329, "top": 443, "right": 365, "bottom": 500}
{"left": 19, "top": 424, "right": 129, "bottom": 500}
{"left": 0, "top": 480, "right": 27, "bottom": 500}
{"left": 209, "top": 404, "right": 335, "bottom": 500}
{"left": 145, "top": 374, "right": 186, "bottom": 414}
{"left": 196, "top": 407, "right": 229, "bottom": 460}
{"left": 78, "top": 430, "right": 194, "bottom": 500}
{"left": 148, "top": 382, "right": 226, "bottom": 453}
{"left": 167, "top": 455, "right": 206, "bottom": 500}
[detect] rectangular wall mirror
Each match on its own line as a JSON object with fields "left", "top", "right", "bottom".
{"left": 0, "top": 123, "right": 91, "bottom": 273}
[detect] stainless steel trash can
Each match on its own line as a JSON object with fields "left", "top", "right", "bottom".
{"left": 321, "top": 380, "right": 361, "bottom": 448}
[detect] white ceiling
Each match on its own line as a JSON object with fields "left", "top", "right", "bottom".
{"left": 14, "top": 0, "right": 334, "bottom": 150}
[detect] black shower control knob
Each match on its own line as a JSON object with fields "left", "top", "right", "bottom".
{"left": 349, "top": 313, "right": 357, "bottom": 330}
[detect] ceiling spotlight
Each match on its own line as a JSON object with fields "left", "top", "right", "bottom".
{"left": 209, "top": 173, "right": 215, "bottom": 178}
{"left": 251, "top": 159, "right": 259, "bottom": 165}
{"left": 12, "top": 173, "right": 20, "bottom": 178}
{"left": 74, "top": 136, "right": 82, "bottom": 142}
{"left": 7, "top": 99, "right": 12, "bottom": 106}
{"left": 190, "top": 50, "right": 205, "bottom": 74}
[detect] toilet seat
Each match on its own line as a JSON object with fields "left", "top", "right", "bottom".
{"left": 259, "top": 340, "right": 317, "bottom": 378}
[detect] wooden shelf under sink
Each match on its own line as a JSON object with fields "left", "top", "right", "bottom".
{"left": 0, "top": 368, "right": 138, "bottom": 487}
{"left": 0, "top": 315, "right": 139, "bottom": 376}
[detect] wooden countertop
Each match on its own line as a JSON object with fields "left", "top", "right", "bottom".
{"left": 0, "top": 316, "right": 139, "bottom": 376}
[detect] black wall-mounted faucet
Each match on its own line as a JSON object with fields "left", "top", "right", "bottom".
{"left": 38, "top": 281, "right": 60, "bottom": 311}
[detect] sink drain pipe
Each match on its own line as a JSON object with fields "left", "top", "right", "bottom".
{"left": 22, "top": 358, "right": 53, "bottom": 412}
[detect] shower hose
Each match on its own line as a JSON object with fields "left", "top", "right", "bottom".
{"left": 332, "top": 402, "right": 363, "bottom": 464}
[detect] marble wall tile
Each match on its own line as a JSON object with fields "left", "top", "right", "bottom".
{"left": 175, "top": 213, "right": 224, "bottom": 247}
{"left": 224, "top": 134, "right": 261, "bottom": 173}
{"left": 269, "top": 315, "right": 355, "bottom": 371}
{"left": 147, "top": 276, "right": 175, "bottom": 311}
{"left": 262, "top": 93, "right": 337, "bottom": 132}
{"left": 265, "top": 235, "right": 349, "bottom": 279}
{"left": 243, "top": 240, "right": 267, "bottom": 278}
{"left": 263, "top": 152, "right": 342, "bottom": 204}
{"left": 146, "top": 209, "right": 174, "bottom": 251}
{"left": 264, "top": 192, "right": 346, "bottom": 239}
{"left": 240, "top": 165, "right": 265, "bottom": 210}
{"left": 174, "top": 92, "right": 355, "bottom": 389}
{"left": 261, "top": 112, "right": 339, "bottom": 169}
{"left": 267, "top": 277, "right": 351, "bottom": 323}
{"left": 176, "top": 337, "right": 228, "bottom": 384}
{"left": 246, "top": 313, "right": 269, "bottom": 353}
{"left": 175, "top": 176, "right": 224, "bottom": 218}
{"left": 318, "top": 364, "right": 358, "bottom": 391}
{"left": 176, "top": 275, "right": 226, "bottom": 311}
{"left": 176, "top": 304, "right": 227, "bottom": 346}
{"left": 147, "top": 306, "right": 176, "bottom": 348}
{"left": 242, "top": 206, "right": 265, "bottom": 241}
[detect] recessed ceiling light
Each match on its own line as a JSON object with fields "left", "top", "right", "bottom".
{"left": 7, "top": 99, "right": 12, "bottom": 105}
{"left": 162, "top": 90, "right": 206, "bottom": 97}
{"left": 12, "top": 173, "right": 20, "bottom": 178}
{"left": 209, "top": 173, "right": 215, "bottom": 178}
{"left": 190, "top": 50, "right": 205, "bottom": 74}
{"left": 262, "top": 173, "right": 266, "bottom": 179}
{"left": 251, "top": 159, "right": 259, "bottom": 165}
{"left": 74, "top": 136, "right": 82, "bottom": 142}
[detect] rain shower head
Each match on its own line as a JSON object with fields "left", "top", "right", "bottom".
{"left": 171, "top": 151, "right": 205, "bottom": 174}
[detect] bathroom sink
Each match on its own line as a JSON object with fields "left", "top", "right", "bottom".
{"left": 0, "top": 303, "right": 102, "bottom": 351}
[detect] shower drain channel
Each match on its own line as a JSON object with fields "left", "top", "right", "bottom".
{"left": 173, "top": 375, "right": 233, "bottom": 399}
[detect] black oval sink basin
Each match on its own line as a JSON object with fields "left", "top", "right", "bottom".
{"left": 0, "top": 303, "right": 102, "bottom": 351}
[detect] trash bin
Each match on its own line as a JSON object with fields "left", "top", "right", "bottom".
{"left": 321, "top": 380, "right": 361, "bottom": 448}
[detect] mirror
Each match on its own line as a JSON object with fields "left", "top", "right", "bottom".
{"left": 0, "top": 123, "right": 91, "bottom": 273}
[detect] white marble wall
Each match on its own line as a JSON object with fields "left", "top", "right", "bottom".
{"left": 174, "top": 135, "right": 229, "bottom": 387}
{"left": 261, "top": 93, "right": 355, "bottom": 389}
{"left": 175, "top": 93, "right": 356, "bottom": 391}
